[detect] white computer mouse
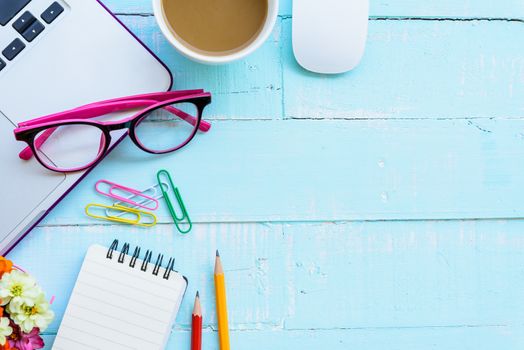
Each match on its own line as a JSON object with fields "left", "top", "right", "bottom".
{"left": 292, "top": 0, "right": 369, "bottom": 74}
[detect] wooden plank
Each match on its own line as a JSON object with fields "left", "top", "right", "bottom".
{"left": 153, "top": 326, "right": 524, "bottom": 350}
{"left": 116, "top": 16, "right": 524, "bottom": 120}
{"left": 279, "top": 0, "right": 524, "bottom": 18}
{"left": 42, "top": 326, "right": 524, "bottom": 350}
{"left": 283, "top": 221, "right": 524, "bottom": 329}
{"left": 282, "top": 19, "right": 524, "bottom": 119}
{"left": 14, "top": 220, "right": 524, "bottom": 348}
{"left": 7, "top": 223, "right": 287, "bottom": 333}
{"left": 103, "top": 0, "right": 524, "bottom": 18}
{"left": 117, "top": 15, "right": 283, "bottom": 120}
{"left": 41, "top": 118, "right": 524, "bottom": 224}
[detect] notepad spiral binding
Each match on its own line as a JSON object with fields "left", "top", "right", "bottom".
{"left": 106, "top": 239, "right": 175, "bottom": 280}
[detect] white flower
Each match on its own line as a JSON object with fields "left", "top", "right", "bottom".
{"left": 0, "top": 317, "right": 12, "bottom": 345}
{"left": 0, "top": 270, "right": 39, "bottom": 306}
{"left": 8, "top": 291, "right": 54, "bottom": 332}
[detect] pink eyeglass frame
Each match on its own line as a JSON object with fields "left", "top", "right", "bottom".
{"left": 13, "top": 89, "right": 212, "bottom": 173}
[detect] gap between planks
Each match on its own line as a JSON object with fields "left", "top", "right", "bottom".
{"left": 38, "top": 322, "right": 509, "bottom": 335}
{"left": 114, "top": 13, "right": 524, "bottom": 23}
{"left": 36, "top": 215, "right": 524, "bottom": 229}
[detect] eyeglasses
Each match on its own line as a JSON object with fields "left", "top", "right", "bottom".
{"left": 14, "top": 90, "right": 212, "bottom": 173}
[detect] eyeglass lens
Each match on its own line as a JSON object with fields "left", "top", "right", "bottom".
{"left": 34, "top": 124, "right": 106, "bottom": 171}
{"left": 32, "top": 100, "right": 202, "bottom": 171}
{"left": 133, "top": 101, "right": 199, "bottom": 153}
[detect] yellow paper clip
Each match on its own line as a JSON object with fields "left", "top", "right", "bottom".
{"left": 85, "top": 203, "right": 157, "bottom": 227}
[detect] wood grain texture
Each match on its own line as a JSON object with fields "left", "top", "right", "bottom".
{"left": 43, "top": 119, "right": 524, "bottom": 224}
{"left": 11, "top": 0, "right": 524, "bottom": 349}
{"left": 42, "top": 325, "right": 524, "bottom": 350}
{"left": 9, "top": 224, "right": 285, "bottom": 334}
{"left": 115, "top": 15, "right": 524, "bottom": 120}
{"left": 103, "top": 0, "right": 524, "bottom": 18}
{"left": 11, "top": 220, "right": 524, "bottom": 349}
{"left": 117, "top": 16, "right": 283, "bottom": 120}
{"left": 282, "top": 18, "right": 524, "bottom": 119}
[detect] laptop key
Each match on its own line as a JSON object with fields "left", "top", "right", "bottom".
{"left": 0, "top": 0, "right": 31, "bottom": 26}
{"left": 41, "top": 2, "right": 64, "bottom": 24}
{"left": 13, "top": 11, "right": 36, "bottom": 34}
{"left": 22, "top": 19, "right": 44, "bottom": 42}
{"left": 0, "top": 59, "right": 5, "bottom": 72}
{"left": 2, "top": 39, "right": 25, "bottom": 61}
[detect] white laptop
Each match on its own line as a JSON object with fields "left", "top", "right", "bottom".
{"left": 0, "top": 0, "right": 172, "bottom": 254}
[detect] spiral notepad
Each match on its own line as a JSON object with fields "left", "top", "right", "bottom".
{"left": 53, "top": 240, "right": 188, "bottom": 350}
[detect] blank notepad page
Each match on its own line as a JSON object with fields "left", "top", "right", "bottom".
{"left": 53, "top": 244, "right": 187, "bottom": 350}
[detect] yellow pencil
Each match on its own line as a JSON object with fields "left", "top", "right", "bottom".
{"left": 214, "top": 250, "right": 230, "bottom": 350}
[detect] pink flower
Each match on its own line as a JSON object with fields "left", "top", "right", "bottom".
{"left": 8, "top": 324, "right": 43, "bottom": 350}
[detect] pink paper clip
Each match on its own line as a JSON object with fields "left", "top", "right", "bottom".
{"left": 95, "top": 180, "right": 159, "bottom": 210}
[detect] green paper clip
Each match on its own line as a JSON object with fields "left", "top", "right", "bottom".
{"left": 157, "top": 169, "right": 192, "bottom": 234}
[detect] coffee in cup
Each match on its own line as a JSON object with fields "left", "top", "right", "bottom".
{"left": 153, "top": 0, "right": 279, "bottom": 64}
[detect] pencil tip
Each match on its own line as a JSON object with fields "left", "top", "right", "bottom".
{"left": 216, "top": 249, "right": 220, "bottom": 257}
{"left": 196, "top": 291, "right": 199, "bottom": 298}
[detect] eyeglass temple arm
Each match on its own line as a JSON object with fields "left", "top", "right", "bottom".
{"left": 78, "top": 90, "right": 205, "bottom": 108}
{"left": 19, "top": 124, "right": 108, "bottom": 160}
{"left": 18, "top": 127, "right": 57, "bottom": 160}
{"left": 19, "top": 100, "right": 211, "bottom": 160}
{"left": 19, "top": 99, "right": 211, "bottom": 130}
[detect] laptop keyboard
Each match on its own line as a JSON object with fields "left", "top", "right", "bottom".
{"left": 2, "top": 38, "right": 25, "bottom": 61}
{"left": 0, "top": 0, "right": 64, "bottom": 70}
{"left": 0, "top": 0, "right": 31, "bottom": 26}
{"left": 41, "top": 2, "right": 64, "bottom": 24}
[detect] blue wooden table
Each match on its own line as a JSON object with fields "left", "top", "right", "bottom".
{"left": 8, "top": 0, "right": 524, "bottom": 348}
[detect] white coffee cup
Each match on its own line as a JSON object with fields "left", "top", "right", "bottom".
{"left": 152, "top": 0, "right": 279, "bottom": 64}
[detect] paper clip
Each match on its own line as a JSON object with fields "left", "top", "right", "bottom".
{"left": 95, "top": 180, "right": 159, "bottom": 211}
{"left": 157, "top": 169, "right": 192, "bottom": 234}
{"left": 85, "top": 203, "right": 157, "bottom": 227}
{"left": 106, "top": 181, "right": 170, "bottom": 217}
